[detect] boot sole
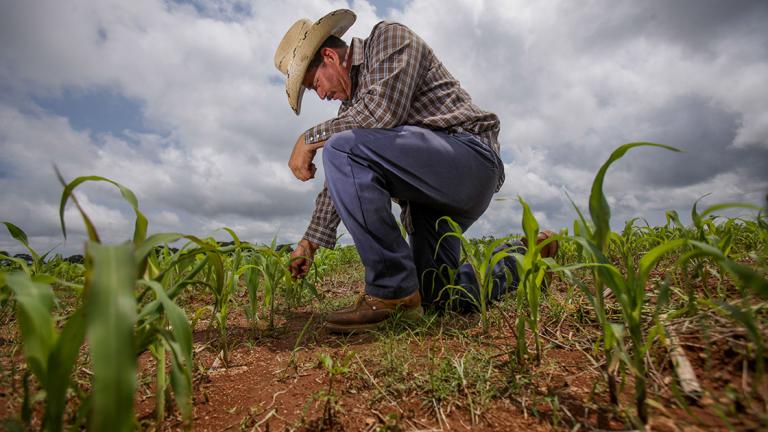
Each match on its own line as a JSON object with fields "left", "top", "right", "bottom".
{"left": 325, "top": 306, "right": 424, "bottom": 334}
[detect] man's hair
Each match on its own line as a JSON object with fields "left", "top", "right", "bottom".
{"left": 308, "top": 35, "right": 348, "bottom": 70}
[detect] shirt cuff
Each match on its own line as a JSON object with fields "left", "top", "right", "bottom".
{"left": 305, "top": 119, "right": 335, "bottom": 144}
{"left": 302, "top": 226, "right": 337, "bottom": 249}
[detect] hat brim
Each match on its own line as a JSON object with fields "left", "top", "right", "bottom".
{"left": 285, "top": 9, "right": 356, "bottom": 115}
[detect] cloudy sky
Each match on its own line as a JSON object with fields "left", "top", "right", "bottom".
{"left": 1, "top": 0, "right": 767, "bottom": 256}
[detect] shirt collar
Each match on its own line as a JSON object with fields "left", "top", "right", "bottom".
{"left": 348, "top": 37, "right": 365, "bottom": 67}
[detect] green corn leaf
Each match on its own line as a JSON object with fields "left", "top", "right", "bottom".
{"left": 57, "top": 172, "right": 148, "bottom": 244}
{"left": 2, "top": 222, "right": 41, "bottom": 264}
{"left": 55, "top": 167, "right": 100, "bottom": 242}
{"left": 2, "top": 221, "right": 28, "bottom": 245}
{"left": 1, "top": 253, "right": 31, "bottom": 275}
{"left": 206, "top": 250, "right": 225, "bottom": 297}
{"left": 44, "top": 306, "right": 87, "bottom": 432}
{"left": 85, "top": 242, "right": 137, "bottom": 432}
{"left": 688, "top": 240, "right": 768, "bottom": 298}
{"left": 719, "top": 302, "right": 763, "bottom": 362}
{"left": 637, "top": 239, "right": 688, "bottom": 285}
{"left": 145, "top": 280, "right": 193, "bottom": 423}
{"left": 665, "top": 210, "right": 684, "bottom": 229}
{"left": 222, "top": 227, "right": 241, "bottom": 247}
{"left": 163, "top": 334, "right": 192, "bottom": 427}
{"left": 687, "top": 240, "right": 723, "bottom": 257}
{"left": 692, "top": 197, "right": 760, "bottom": 237}
{"left": 223, "top": 227, "right": 243, "bottom": 289}
{"left": 6, "top": 272, "right": 55, "bottom": 382}
{"left": 590, "top": 143, "right": 680, "bottom": 251}
{"left": 137, "top": 299, "right": 162, "bottom": 322}
{"left": 700, "top": 202, "right": 761, "bottom": 221}
{"left": 518, "top": 196, "right": 539, "bottom": 243}
{"left": 720, "top": 260, "right": 768, "bottom": 299}
{"left": 150, "top": 237, "right": 214, "bottom": 283}
{"left": 566, "top": 191, "right": 593, "bottom": 240}
{"left": 134, "top": 233, "right": 184, "bottom": 264}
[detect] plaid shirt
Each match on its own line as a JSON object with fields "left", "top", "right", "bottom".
{"left": 302, "top": 21, "right": 503, "bottom": 249}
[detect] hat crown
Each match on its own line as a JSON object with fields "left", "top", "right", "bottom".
{"left": 274, "top": 19, "right": 311, "bottom": 76}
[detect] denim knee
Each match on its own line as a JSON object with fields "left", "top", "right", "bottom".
{"left": 323, "top": 129, "right": 359, "bottom": 154}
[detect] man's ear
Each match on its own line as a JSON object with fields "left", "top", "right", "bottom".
{"left": 320, "top": 47, "right": 340, "bottom": 64}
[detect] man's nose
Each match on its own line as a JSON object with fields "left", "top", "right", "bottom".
{"left": 316, "top": 87, "right": 326, "bottom": 100}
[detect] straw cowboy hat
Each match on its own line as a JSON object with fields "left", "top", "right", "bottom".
{"left": 274, "top": 9, "right": 357, "bottom": 115}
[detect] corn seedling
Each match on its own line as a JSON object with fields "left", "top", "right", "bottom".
{"left": 512, "top": 196, "right": 559, "bottom": 367}
{"left": 249, "top": 238, "right": 289, "bottom": 329}
{"left": 677, "top": 211, "right": 768, "bottom": 399}
{"left": 566, "top": 142, "right": 690, "bottom": 426}
{"left": 1, "top": 171, "right": 202, "bottom": 430}
{"left": 436, "top": 216, "right": 515, "bottom": 332}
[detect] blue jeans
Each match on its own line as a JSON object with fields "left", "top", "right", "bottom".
{"left": 322, "top": 125, "right": 514, "bottom": 310}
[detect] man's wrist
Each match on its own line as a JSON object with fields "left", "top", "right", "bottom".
{"left": 299, "top": 238, "right": 319, "bottom": 254}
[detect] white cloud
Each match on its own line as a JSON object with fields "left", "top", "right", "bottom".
{"left": 1, "top": 0, "right": 766, "bottom": 256}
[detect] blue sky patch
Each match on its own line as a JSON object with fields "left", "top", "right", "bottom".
{"left": 33, "top": 88, "right": 154, "bottom": 138}
{"left": 370, "top": 0, "right": 411, "bottom": 16}
{"left": 168, "top": 0, "right": 253, "bottom": 21}
{"left": 267, "top": 74, "right": 283, "bottom": 86}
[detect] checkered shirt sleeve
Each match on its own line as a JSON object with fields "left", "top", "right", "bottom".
{"left": 302, "top": 183, "right": 341, "bottom": 249}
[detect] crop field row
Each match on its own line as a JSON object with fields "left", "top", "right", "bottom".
{"left": 1, "top": 144, "right": 766, "bottom": 431}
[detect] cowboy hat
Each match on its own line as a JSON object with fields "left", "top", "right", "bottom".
{"left": 274, "top": 9, "right": 356, "bottom": 115}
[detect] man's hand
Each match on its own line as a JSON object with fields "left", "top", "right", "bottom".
{"left": 289, "top": 133, "right": 325, "bottom": 181}
{"left": 289, "top": 238, "right": 318, "bottom": 279}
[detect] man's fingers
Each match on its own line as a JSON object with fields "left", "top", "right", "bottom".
{"left": 288, "top": 255, "right": 312, "bottom": 279}
{"left": 291, "top": 165, "right": 314, "bottom": 181}
{"left": 289, "top": 167, "right": 311, "bottom": 181}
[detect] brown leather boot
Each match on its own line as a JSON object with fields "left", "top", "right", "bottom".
{"left": 521, "top": 229, "right": 559, "bottom": 258}
{"left": 325, "top": 290, "right": 423, "bottom": 333}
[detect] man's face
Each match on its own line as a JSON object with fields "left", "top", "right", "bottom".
{"left": 303, "top": 48, "right": 352, "bottom": 102}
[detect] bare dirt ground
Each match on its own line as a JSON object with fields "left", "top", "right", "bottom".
{"left": 1, "top": 262, "right": 766, "bottom": 431}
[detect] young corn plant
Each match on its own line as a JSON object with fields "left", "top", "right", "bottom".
{"left": 8, "top": 171, "right": 201, "bottom": 430}
{"left": 567, "top": 142, "right": 690, "bottom": 426}
{"left": 435, "top": 216, "right": 515, "bottom": 333}
{"left": 242, "top": 249, "right": 262, "bottom": 333}
{"left": 208, "top": 228, "right": 245, "bottom": 367}
{"left": 58, "top": 173, "right": 196, "bottom": 430}
{"left": 1, "top": 221, "right": 54, "bottom": 276}
{"left": 677, "top": 203, "right": 768, "bottom": 399}
{"left": 511, "top": 197, "right": 559, "bottom": 367}
{"left": 249, "top": 238, "right": 290, "bottom": 329}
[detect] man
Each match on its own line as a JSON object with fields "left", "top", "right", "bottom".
{"left": 273, "top": 9, "right": 555, "bottom": 332}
